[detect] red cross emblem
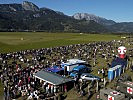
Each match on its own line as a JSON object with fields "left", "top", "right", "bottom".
{"left": 108, "top": 95, "right": 114, "bottom": 100}
{"left": 109, "top": 97, "right": 112, "bottom": 100}
{"left": 127, "top": 87, "right": 133, "bottom": 94}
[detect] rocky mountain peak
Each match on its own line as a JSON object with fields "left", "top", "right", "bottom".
{"left": 73, "top": 13, "right": 116, "bottom": 26}
{"left": 22, "top": 1, "right": 39, "bottom": 11}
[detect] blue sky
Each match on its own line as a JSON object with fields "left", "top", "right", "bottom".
{"left": 0, "top": 0, "right": 133, "bottom": 22}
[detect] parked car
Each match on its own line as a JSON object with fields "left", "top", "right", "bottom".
{"left": 70, "top": 65, "right": 91, "bottom": 78}
{"left": 80, "top": 73, "right": 100, "bottom": 81}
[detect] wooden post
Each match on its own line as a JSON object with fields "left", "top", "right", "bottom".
{"left": 126, "top": 59, "right": 128, "bottom": 70}
{"left": 88, "top": 84, "right": 90, "bottom": 94}
{"left": 123, "top": 66, "right": 125, "bottom": 73}
{"left": 94, "top": 58, "right": 96, "bottom": 67}
{"left": 104, "top": 78, "right": 106, "bottom": 87}
{"left": 96, "top": 81, "right": 99, "bottom": 92}
{"left": 115, "top": 68, "right": 117, "bottom": 78}
{"left": 119, "top": 66, "right": 121, "bottom": 76}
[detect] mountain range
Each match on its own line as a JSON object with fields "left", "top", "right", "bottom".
{"left": 73, "top": 13, "right": 116, "bottom": 26}
{"left": 0, "top": 1, "right": 133, "bottom": 33}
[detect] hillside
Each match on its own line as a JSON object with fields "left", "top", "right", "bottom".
{"left": 0, "top": 1, "right": 108, "bottom": 33}
{"left": 0, "top": 1, "right": 133, "bottom": 33}
{"left": 109, "top": 22, "right": 133, "bottom": 33}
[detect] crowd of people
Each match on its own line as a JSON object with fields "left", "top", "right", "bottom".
{"left": 0, "top": 38, "right": 132, "bottom": 100}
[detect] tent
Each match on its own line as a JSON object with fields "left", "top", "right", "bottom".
{"left": 61, "top": 59, "right": 86, "bottom": 71}
{"left": 111, "top": 57, "right": 127, "bottom": 68}
{"left": 45, "top": 66, "right": 64, "bottom": 73}
{"left": 67, "top": 59, "right": 86, "bottom": 64}
{"left": 34, "top": 70, "right": 73, "bottom": 85}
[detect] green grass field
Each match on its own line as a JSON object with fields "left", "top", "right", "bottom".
{"left": 0, "top": 32, "right": 121, "bottom": 53}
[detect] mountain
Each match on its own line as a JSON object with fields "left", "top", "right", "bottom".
{"left": 0, "top": 4, "right": 23, "bottom": 11}
{"left": 73, "top": 13, "right": 133, "bottom": 33}
{"left": 73, "top": 13, "right": 116, "bottom": 26}
{"left": 22, "top": 1, "right": 39, "bottom": 11}
{"left": 0, "top": 1, "right": 133, "bottom": 33}
{"left": 109, "top": 22, "right": 133, "bottom": 33}
{"left": 0, "top": 1, "right": 108, "bottom": 32}
{"left": 0, "top": 1, "right": 39, "bottom": 12}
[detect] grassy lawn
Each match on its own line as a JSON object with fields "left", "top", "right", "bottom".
{"left": 0, "top": 32, "right": 121, "bottom": 53}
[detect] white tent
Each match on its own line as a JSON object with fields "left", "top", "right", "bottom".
{"left": 61, "top": 59, "right": 86, "bottom": 72}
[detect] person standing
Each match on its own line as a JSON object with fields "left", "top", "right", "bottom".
{"left": 54, "top": 86, "right": 56, "bottom": 93}
{"left": 64, "top": 66, "right": 67, "bottom": 76}
{"left": 64, "top": 84, "right": 67, "bottom": 92}
{"left": 51, "top": 85, "right": 54, "bottom": 94}
{"left": 98, "top": 69, "right": 101, "bottom": 74}
{"left": 88, "top": 84, "right": 91, "bottom": 99}
{"left": 46, "top": 86, "right": 48, "bottom": 94}
{"left": 7, "top": 86, "right": 10, "bottom": 100}
{"left": 4, "top": 86, "right": 7, "bottom": 100}
{"left": 101, "top": 68, "right": 105, "bottom": 78}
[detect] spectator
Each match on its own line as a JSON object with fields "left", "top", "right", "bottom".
{"left": 101, "top": 68, "right": 105, "bottom": 78}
